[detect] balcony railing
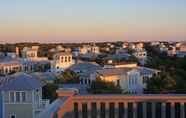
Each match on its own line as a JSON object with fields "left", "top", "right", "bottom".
{"left": 35, "top": 99, "right": 50, "bottom": 111}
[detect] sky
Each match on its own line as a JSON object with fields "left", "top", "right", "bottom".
{"left": 0, "top": 0, "right": 186, "bottom": 43}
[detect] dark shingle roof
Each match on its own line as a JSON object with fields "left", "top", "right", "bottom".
{"left": 0, "top": 73, "right": 42, "bottom": 91}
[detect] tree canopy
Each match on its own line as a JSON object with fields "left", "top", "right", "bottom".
{"left": 144, "top": 44, "right": 186, "bottom": 93}
{"left": 55, "top": 70, "right": 80, "bottom": 84}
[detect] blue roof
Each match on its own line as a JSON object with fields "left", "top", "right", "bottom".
{"left": 104, "top": 54, "right": 131, "bottom": 61}
{"left": 60, "top": 84, "right": 88, "bottom": 94}
{"left": 138, "top": 67, "right": 159, "bottom": 75}
{"left": 69, "top": 63, "right": 102, "bottom": 73}
{"left": 0, "top": 73, "right": 42, "bottom": 91}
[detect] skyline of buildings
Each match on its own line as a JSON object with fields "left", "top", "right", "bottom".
{"left": 0, "top": 41, "right": 186, "bottom": 118}
{"left": 0, "top": 1, "right": 186, "bottom": 118}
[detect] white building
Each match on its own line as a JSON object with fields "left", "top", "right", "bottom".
{"left": 135, "top": 42, "right": 144, "bottom": 49}
{"left": 133, "top": 49, "right": 147, "bottom": 60}
{"left": 180, "top": 43, "right": 186, "bottom": 52}
{"left": 167, "top": 46, "right": 176, "bottom": 57}
{"left": 122, "top": 42, "right": 128, "bottom": 48}
{"left": 79, "top": 45, "right": 100, "bottom": 54}
{"left": 21, "top": 46, "right": 48, "bottom": 61}
{"left": 0, "top": 73, "right": 49, "bottom": 118}
{"left": 51, "top": 52, "right": 73, "bottom": 72}
{"left": 96, "top": 67, "right": 160, "bottom": 94}
{"left": 0, "top": 58, "right": 50, "bottom": 76}
{"left": 150, "top": 41, "right": 160, "bottom": 46}
{"left": 90, "top": 45, "right": 99, "bottom": 54}
{"left": 79, "top": 45, "right": 90, "bottom": 54}
{"left": 96, "top": 68, "right": 143, "bottom": 94}
{"left": 22, "top": 46, "right": 38, "bottom": 59}
{"left": 69, "top": 63, "right": 102, "bottom": 85}
{"left": 129, "top": 43, "right": 136, "bottom": 49}
{"left": 0, "top": 60, "right": 22, "bottom": 75}
{"left": 159, "top": 43, "right": 168, "bottom": 52}
{"left": 56, "top": 45, "right": 64, "bottom": 52}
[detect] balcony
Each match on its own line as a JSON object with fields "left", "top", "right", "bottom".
{"left": 35, "top": 99, "right": 50, "bottom": 112}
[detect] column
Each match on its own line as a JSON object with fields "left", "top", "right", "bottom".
{"left": 124, "top": 102, "right": 128, "bottom": 118}
{"left": 152, "top": 102, "right": 156, "bottom": 118}
{"left": 133, "top": 102, "right": 137, "bottom": 118}
{"left": 161, "top": 103, "right": 166, "bottom": 118}
{"left": 87, "top": 102, "right": 91, "bottom": 118}
{"left": 115, "top": 102, "right": 119, "bottom": 118}
{"left": 97, "top": 102, "right": 101, "bottom": 118}
{"left": 181, "top": 102, "right": 185, "bottom": 118}
{"left": 171, "top": 102, "right": 175, "bottom": 118}
{"left": 105, "top": 102, "right": 109, "bottom": 118}
{"left": 78, "top": 102, "right": 82, "bottom": 118}
{"left": 143, "top": 102, "right": 147, "bottom": 118}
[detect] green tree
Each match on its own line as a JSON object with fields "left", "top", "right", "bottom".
{"left": 145, "top": 72, "right": 176, "bottom": 93}
{"left": 42, "top": 83, "right": 58, "bottom": 102}
{"left": 55, "top": 70, "right": 80, "bottom": 84}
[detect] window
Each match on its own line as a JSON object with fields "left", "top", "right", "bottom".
{"left": 166, "top": 103, "right": 171, "bottom": 118}
{"left": 128, "top": 103, "right": 133, "bottom": 118}
{"left": 10, "top": 114, "right": 16, "bottom": 118}
{"left": 88, "top": 79, "right": 91, "bottom": 85}
{"left": 65, "top": 56, "right": 67, "bottom": 62}
{"left": 146, "top": 102, "right": 152, "bottom": 118}
{"left": 21, "top": 92, "right": 26, "bottom": 102}
{"left": 109, "top": 103, "right": 115, "bottom": 118}
{"left": 91, "top": 102, "right": 97, "bottom": 118}
{"left": 117, "top": 80, "right": 120, "bottom": 86}
{"left": 155, "top": 102, "right": 162, "bottom": 118}
{"left": 82, "top": 103, "right": 88, "bottom": 118}
{"left": 15, "top": 92, "right": 20, "bottom": 102}
{"left": 10, "top": 91, "right": 26, "bottom": 103}
{"left": 61, "top": 56, "right": 63, "bottom": 63}
{"left": 84, "top": 79, "right": 87, "bottom": 84}
{"left": 175, "top": 103, "right": 180, "bottom": 118}
{"left": 74, "top": 103, "right": 79, "bottom": 118}
{"left": 137, "top": 102, "right": 143, "bottom": 118}
{"left": 10, "top": 92, "right": 15, "bottom": 102}
{"left": 100, "top": 103, "right": 105, "bottom": 118}
{"left": 68, "top": 57, "right": 71, "bottom": 62}
{"left": 119, "top": 103, "right": 124, "bottom": 118}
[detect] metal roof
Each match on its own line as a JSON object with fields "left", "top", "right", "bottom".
{"left": 0, "top": 73, "right": 42, "bottom": 91}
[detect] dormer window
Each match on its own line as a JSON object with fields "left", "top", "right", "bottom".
{"left": 10, "top": 92, "right": 15, "bottom": 102}
{"left": 15, "top": 92, "right": 20, "bottom": 102}
{"left": 9, "top": 91, "right": 26, "bottom": 103}
{"left": 21, "top": 92, "right": 26, "bottom": 102}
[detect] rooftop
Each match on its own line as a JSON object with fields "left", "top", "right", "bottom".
{"left": 0, "top": 73, "right": 42, "bottom": 91}
{"left": 69, "top": 62, "right": 102, "bottom": 72}
{"left": 97, "top": 68, "right": 135, "bottom": 76}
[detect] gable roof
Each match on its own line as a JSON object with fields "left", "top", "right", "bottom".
{"left": 97, "top": 68, "right": 135, "bottom": 77}
{"left": 0, "top": 73, "right": 42, "bottom": 91}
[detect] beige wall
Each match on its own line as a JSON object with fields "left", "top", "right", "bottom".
{"left": 5, "top": 104, "right": 33, "bottom": 118}
{"left": 3, "top": 89, "right": 42, "bottom": 118}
